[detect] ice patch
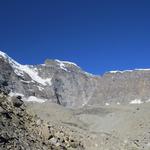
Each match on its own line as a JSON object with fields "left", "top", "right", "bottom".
{"left": 105, "top": 103, "right": 110, "bottom": 106}
{"left": 129, "top": 99, "right": 143, "bottom": 104}
{"left": 26, "top": 96, "right": 47, "bottom": 103}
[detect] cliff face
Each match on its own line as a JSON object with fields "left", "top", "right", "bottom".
{"left": 0, "top": 51, "right": 98, "bottom": 107}
{"left": 90, "top": 70, "right": 150, "bottom": 105}
{"left": 1, "top": 51, "right": 150, "bottom": 107}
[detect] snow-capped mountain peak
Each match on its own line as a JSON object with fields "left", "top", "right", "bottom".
{"left": 0, "top": 50, "right": 21, "bottom": 68}
{"left": 0, "top": 50, "right": 52, "bottom": 86}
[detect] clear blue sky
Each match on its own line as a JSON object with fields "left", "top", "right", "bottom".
{"left": 0, "top": 0, "right": 150, "bottom": 75}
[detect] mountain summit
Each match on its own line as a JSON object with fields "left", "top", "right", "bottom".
{"left": 1, "top": 51, "right": 150, "bottom": 107}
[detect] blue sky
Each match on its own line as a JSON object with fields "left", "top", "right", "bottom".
{"left": 0, "top": 0, "right": 150, "bottom": 75}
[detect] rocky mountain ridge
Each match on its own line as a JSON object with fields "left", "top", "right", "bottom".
{"left": 1, "top": 51, "right": 150, "bottom": 107}
{"left": 1, "top": 51, "right": 150, "bottom": 150}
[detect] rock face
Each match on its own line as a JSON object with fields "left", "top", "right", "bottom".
{"left": 1, "top": 50, "right": 150, "bottom": 107}
{"left": 0, "top": 51, "right": 97, "bottom": 108}
{"left": 90, "top": 70, "right": 150, "bottom": 105}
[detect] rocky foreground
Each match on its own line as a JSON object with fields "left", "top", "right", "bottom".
{"left": 0, "top": 93, "right": 84, "bottom": 150}
{"left": 1, "top": 92, "right": 147, "bottom": 150}
{"left": 1, "top": 85, "right": 150, "bottom": 150}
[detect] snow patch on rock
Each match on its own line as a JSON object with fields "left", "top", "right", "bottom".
{"left": 109, "top": 68, "right": 150, "bottom": 74}
{"left": 37, "top": 86, "right": 44, "bottom": 91}
{"left": 26, "top": 96, "right": 47, "bottom": 103}
{"left": 135, "top": 69, "right": 150, "bottom": 71}
{"left": 55, "top": 59, "right": 78, "bottom": 67}
{"left": 55, "top": 59, "right": 68, "bottom": 71}
{"left": 105, "top": 103, "right": 110, "bottom": 106}
{"left": 9, "top": 92, "right": 47, "bottom": 103}
{"left": 109, "top": 70, "right": 133, "bottom": 74}
{"left": 129, "top": 99, "right": 143, "bottom": 104}
{"left": 55, "top": 59, "right": 81, "bottom": 72}
{"left": 9, "top": 92, "right": 24, "bottom": 97}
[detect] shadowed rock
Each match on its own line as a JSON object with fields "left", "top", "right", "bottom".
{"left": 12, "top": 96, "right": 24, "bottom": 107}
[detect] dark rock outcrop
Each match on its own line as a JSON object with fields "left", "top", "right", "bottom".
{"left": 11, "top": 96, "right": 23, "bottom": 107}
